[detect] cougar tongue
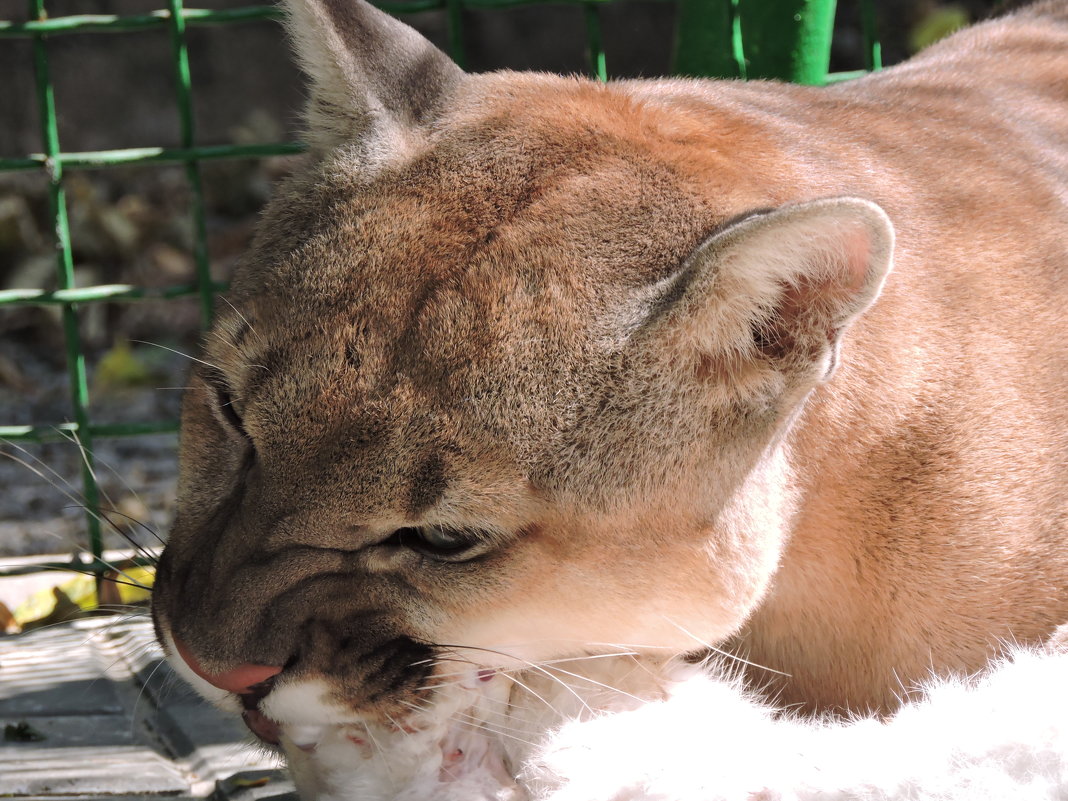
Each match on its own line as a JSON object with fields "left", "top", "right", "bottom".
{"left": 238, "top": 683, "right": 283, "bottom": 745}
{"left": 241, "top": 706, "right": 282, "bottom": 745}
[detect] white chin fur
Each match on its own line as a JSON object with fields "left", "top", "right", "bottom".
{"left": 261, "top": 678, "right": 353, "bottom": 727}
{"left": 270, "top": 647, "right": 1068, "bottom": 801}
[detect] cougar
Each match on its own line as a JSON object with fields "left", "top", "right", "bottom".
{"left": 151, "top": 0, "right": 1068, "bottom": 797}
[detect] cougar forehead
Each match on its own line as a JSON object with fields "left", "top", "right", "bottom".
{"left": 211, "top": 79, "right": 778, "bottom": 510}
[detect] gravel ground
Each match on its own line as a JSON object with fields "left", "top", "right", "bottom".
{"left": 0, "top": 435, "right": 179, "bottom": 558}
{"left": 0, "top": 335, "right": 189, "bottom": 557}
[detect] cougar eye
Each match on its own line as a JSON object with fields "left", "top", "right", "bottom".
{"left": 206, "top": 372, "right": 247, "bottom": 437}
{"left": 389, "top": 526, "right": 478, "bottom": 559}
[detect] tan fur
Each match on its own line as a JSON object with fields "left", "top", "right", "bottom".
{"left": 153, "top": 0, "right": 1068, "bottom": 720}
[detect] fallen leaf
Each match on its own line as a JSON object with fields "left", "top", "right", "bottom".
{"left": 0, "top": 601, "right": 21, "bottom": 634}
{"left": 233, "top": 777, "right": 272, "bottom": 788}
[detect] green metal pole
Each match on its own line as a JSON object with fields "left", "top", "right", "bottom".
{"left": 28, "top": 0, "right": 104, "bottom": 599}
{"left": 166, "top": 0, "right": 215, "bottom": 327}
{"left": 674, "top": 0, "right": 837, "bottom": 84}
{"left": 738, "top": 0, "right": 836, "bottom": 84}
{"left": 583, "top": 3, "right": 607, "bottom": 82}
{"left": 673, "top": 0, "right": 740, "bottom": 78}
{"left": 860, "top": 0, "right": 882, "bottom": 71}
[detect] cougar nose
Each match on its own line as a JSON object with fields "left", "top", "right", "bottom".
{"left": 173, "top": 637, "right": 284, "bottom": 695}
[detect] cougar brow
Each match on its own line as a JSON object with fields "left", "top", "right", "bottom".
{"left": 408, "top": 453, "right": 447, "bottom": 516}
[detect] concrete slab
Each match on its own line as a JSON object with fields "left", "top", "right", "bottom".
{"left": 0, "top": 616, "right": 287, "bottom": 800}
{"left": 0, "top": 744, "right": 189, "bottom": 795}
{"left": 0, "top": 625, "right": 125, "bottom": 715}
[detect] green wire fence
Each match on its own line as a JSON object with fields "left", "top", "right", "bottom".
{"left": 0, "top": 0, "right": 879, "bottom": 595}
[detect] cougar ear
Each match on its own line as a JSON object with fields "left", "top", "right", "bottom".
{"left": 646, "top": 197, "right": 894, "bottom": 384}
{"left": 282, "top": 0, "right": 464, "bottom": 158}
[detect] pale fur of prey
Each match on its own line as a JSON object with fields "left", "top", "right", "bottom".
{"left": 276, "top": 645, "right": 1068, "bottom": 801}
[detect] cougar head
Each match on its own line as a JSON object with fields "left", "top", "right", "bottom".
{"left": 152, "top": 0, "right": 892, "bottom": 753}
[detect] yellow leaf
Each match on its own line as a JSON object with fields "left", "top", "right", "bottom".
{"left": 95, "top": 340, "right": 157, "bottom": 392}
{"left": 115, "top": 565, "right": 156, "bottom": 604}
{"left": 233, "top": 777, "right": 272, "bottom": 788}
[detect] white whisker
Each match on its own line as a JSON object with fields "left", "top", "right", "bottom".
{"left": 660, "top": 616, "right": 790, "bottom": 677}
{"left": 503, "top": 670, "right": 570, "bottom": 719}
{"left": 445, "top": 646, "right": 595, "bottom": 716}
{"left": 131, "top": 340, "right": 221, "bottom": 370}
{"left": 427, "top": 651, "right": 642, "bottom": 681}
{"left": 219, "top": 296, "right": 259, "bottom": 340}
{"left": 538, "top": 664, "right": 647, "bottom": 704}
{"left": 361, "top": 723, "right": 398, "bottom": 788}
{"left": 0, "top": 448, "right": 161, "bottom": 568}
{"left": 383, "top": 711, "right": 414, "bottom": 741}
{"left": 446, "top": 711, "right": 540, "bottom": 748}
{"left": 133, "top": 655, "right": 171, "bottom": 728}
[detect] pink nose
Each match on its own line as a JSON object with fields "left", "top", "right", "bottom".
{"left": 173, "top": 637, "right": 283, "bottom": 695}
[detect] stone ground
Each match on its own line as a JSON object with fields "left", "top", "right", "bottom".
{"left": 0, "top": 614, "right": 294, "bottom": 801}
